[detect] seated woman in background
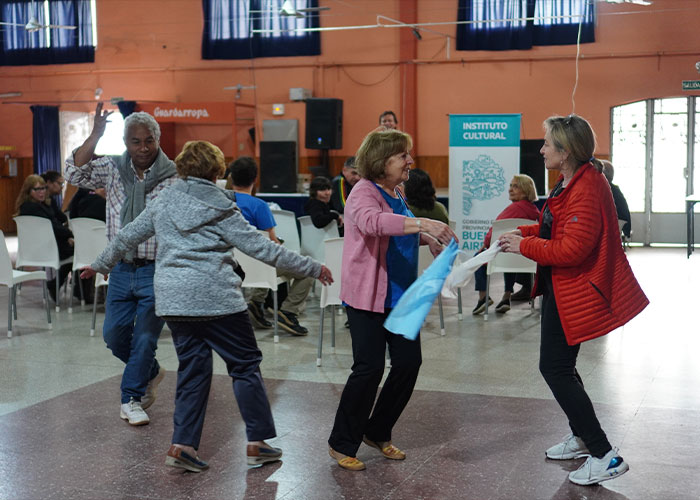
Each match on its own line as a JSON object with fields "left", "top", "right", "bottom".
{"left": 472, "top": 174, "right": 540, "bottom": 315}
{"left": 404, "top": 168, "right": 449, "bottom": 224}
{"left": 304, "top": 176, "right": 344, "bottom": 235}
{"left": 14, "top": 174, "right": 74, "bottom": 301}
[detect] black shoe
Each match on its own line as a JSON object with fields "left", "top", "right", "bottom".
{"left": 472, "top": 296, "right": 493, "bottom": 315}
{"left": 248, "top": 301, "right": 272, "bottom": 329}
{"left": 46, "top": 279, "right": 57, "bottom": 303}
{"left": 495, "top": 298, "right": 511, "bottom": 313}
{"left": 510, "top": 287, "right": 531, "bottom": 302}
{"left": 344, "top": 320, "right": 350, "bottom": 329}
{"left": 277, "top": 310, "right": 308, "bottom": 336}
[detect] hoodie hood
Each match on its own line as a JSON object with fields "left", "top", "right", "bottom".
{"left": 167, "top": 177, "right": 238, "bottom": 231}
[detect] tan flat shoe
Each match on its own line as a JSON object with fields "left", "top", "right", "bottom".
{"left": 362, "top": 437, "right": 406, "bottom": 460}
{"left": 329, "top": 446, "right": 366, "bottom": 471}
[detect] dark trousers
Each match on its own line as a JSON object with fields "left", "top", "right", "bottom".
{"left": 167, "top": 312, "right": 276, "bottom": 450}
{"left": 474, "top": 265, "right": 531, "bottom": 293}
{"left": 328, "top": 306, "right": 422, "bottom": 457}
{"left": 539, "top": 290, "right": 612, "bottom": 458}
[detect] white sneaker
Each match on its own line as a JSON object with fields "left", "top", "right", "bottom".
{"left": 120, "top": 398, "right": 150, "bottom": 426}
{"left": 546, "top": 433, "right": 590, "bottom": 460}
{"left": 568, "top": 448, "right": 629, "bottom": 485}
{"left": 141, "top": 367, "right": 166, "bottom": 410}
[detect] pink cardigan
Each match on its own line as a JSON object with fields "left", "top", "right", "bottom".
{"left": 340, "top": 178, "right": 417, "bottom": 313}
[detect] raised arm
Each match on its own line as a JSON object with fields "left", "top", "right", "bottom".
{"left": 65, "top": 103, "right": 114, "bottom": 189}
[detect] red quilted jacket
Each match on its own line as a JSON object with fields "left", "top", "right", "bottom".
{"left": 518, "top": 163, "right": 648, "bottom": 346}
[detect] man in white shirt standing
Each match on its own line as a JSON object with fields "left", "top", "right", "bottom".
{"left": 66, "top": 103, "right": 177, "bottom": 426}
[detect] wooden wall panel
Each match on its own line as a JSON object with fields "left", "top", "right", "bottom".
{"left": 0, "top": 158, "right": 34, "bottom": 234}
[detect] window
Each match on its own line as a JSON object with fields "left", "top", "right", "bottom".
{"left": 457, "top": 0, "right": 594, "bottom": 51}
{"left": 0, "top": 0, "right": 96, "bottom": 65}
{"left": 202, "top": 0, "right": 320, "bottom": 60}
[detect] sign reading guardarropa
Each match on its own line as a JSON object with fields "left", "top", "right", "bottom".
{"left": 448, "top": 114, "right": 521, "bottom": 251}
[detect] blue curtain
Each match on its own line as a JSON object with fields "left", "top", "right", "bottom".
{"left": 31, "top": 105, "right": 61, "bottom": 175}
{"left": 202, "top": 0, "right": 320, "bottom": 60}
{"left": 457, "top": 0, "right": 594, "bottom": 51}
{"left": 0, "top": 0, "right": 94, "bottom": 66}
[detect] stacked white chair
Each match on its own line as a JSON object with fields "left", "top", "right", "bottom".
{"left": 234, "top": 231, "right": 288, "bottom": 343}
{"left": 271, "top": 209, "right": 301, "bottom": 253}
{"left": 0, "top": 230, "right": 52, "bottom": 337}
{"left": 317, "top": 237, "right": 343, "bottom": 366}
{"left": 298, "top": 216, "right": 339, "bottom": 263}
{"left": 13, "top": 215, "right": 72, "bottom": 312}
{"left": 484, "top": 218, "right": 537, "bottom": 320}
{"left": 68, "top": 217, "right": 108, "bottom": 313}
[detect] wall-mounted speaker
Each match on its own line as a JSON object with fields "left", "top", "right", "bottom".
{"left": 260, "top": 141, "right": 297, "bottom": 193}
{"left": 305, "top": 98, "right": 343, "bottom": 150}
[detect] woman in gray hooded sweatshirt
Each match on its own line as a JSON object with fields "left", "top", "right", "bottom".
{"left": 82, "top": 141, "right": 332, "bottom": 472}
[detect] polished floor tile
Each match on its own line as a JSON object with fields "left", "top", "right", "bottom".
{"left": 0, "top": 246, "right": 699, "bottom": 499}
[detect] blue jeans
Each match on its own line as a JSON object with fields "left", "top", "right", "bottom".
{"left": 103, "top": 262, "right": 164, "bottom": 404}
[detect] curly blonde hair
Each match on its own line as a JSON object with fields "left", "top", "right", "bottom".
{"left": 175, "top": 141, "right": 226, "bottom": 181}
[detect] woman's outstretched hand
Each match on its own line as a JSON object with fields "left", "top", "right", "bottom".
{"left": 498, "top": 231, "right": 523, "bottom": 255}
{"left": 420, "top": 218, "right": 458, "bottom": 246}
{"left": 318, "top": 265, "right": 334, "bottom": 286}
{"left": 80, "top": 266, "right": 97, "bottom": 279}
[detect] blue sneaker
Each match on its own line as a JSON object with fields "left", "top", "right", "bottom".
{"left": 165, "top": 445, "right": 209, "bottom": 472}
{"left": 568, "top": 448, "right": 629, "bottom": 485}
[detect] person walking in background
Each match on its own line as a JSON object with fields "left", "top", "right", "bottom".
{"left": 499, "top": 114, "right": 648, "bottom": 486}
{"left": 330, "top": 156, "right": 360, "bottom": 215}
{"left": 229, "top": 156, "right": 314, "bottom": 336}
{"left": 472, "top": 174, "right": 540, "bottom": 315}
{"left": 14, "top": 174, "right": 74, "bottom": 301}
{"left": 65, "top": 103, "right": 176, "bottom": 426}
{"left": 328, "top": 129, "right": 456, "bottom": 471}
{"left": 82, "top": 140, "right": 333, "bottom": 472}
{"left": 404, "top": 168, "right": 449, "bottom": 224}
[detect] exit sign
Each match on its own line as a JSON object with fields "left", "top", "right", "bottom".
{"left": 682, "top": 80, "right": 700, "bottom": 90}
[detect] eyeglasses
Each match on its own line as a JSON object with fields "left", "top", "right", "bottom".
{"left": 31, "top": 186, "right": 47, "bottom": 192}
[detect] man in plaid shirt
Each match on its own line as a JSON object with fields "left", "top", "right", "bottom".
{"left": 66, "top": 103, "right": 177, "bottom": 426}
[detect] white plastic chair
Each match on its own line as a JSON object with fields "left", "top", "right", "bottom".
{"left": 317, "top": 237, "right": 344, "bottom": 366}
{"left": 271, "top": 209, "right": 301, "bottom": 253}
{"left": 14, "top": 215, "right": 73, "bottom": 312}
{"left": 234, "top": 231, "right": 288, "bottom": 343}
{"left": 298, "top": 216, "right": 339, "bottom": 263}
{"left": 418, "top": 245, "right": 446, "bottom": 336}
{"left": 68, "top": 217, "right": 108, "bottom": 313}
{"left": 90, "top": 273, "right": 109, "bottom": 337}
{"left": 484, "top": 218, "right": 537, "bottom": 321}
{"left": 0, "top": 230, "right": 52, "bottom": 337}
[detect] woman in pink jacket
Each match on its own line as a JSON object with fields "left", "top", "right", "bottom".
{"left": 327, "top": 129, "right": 455, "bottom": 471}
{"left": 500, "top": 114, "right": 648, "bottom": 486}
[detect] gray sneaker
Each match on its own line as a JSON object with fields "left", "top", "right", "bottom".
{"left": 568, "top": 448, "right": 629, "bottom": 485}
{"left": 545, "top": 433, "right": 590, "bottom": 460}
{"left": 142, "top": 366, "right": 166, "bottom": 410}
{"left": 120, "top": 398, "right": 150, "bottom": 426}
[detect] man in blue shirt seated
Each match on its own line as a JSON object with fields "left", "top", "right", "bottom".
{"left": 230, "top": 157, "right": 312, "bottom": 336}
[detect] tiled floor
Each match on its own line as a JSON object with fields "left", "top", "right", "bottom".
{"left": 1, "top": 245, "right": 698, "bottom": 499}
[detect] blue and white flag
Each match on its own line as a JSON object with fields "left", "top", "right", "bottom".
{"left": 384, "top": 239, "right": 460, "bottom": 341}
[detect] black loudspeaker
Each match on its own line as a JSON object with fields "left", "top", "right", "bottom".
{"left": 305, "top": 98, "right": 343, "bottom": 150}
{"left": 520, "top": 139, "right": 545, "bottom": 195}
{"left": 260, "top": 141, "right": 297, "bottom": 193}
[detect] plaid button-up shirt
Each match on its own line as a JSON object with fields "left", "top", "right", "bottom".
{"left": 65, "top": 154, "right": 177, "bottom": 260}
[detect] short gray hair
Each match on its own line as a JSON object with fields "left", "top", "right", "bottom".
{"left": 124, "top": 112, "right": 161, "bottom": 142}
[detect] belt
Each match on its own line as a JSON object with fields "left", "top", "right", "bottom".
{"left": 122, "top": 258, "right": 155, "bottom": 268}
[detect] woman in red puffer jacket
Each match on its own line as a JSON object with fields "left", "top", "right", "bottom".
{"left": 499, "top": 114, "right": 648, "bottom": 487}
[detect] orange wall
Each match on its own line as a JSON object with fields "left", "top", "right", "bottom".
{"left": 0, "top": 0, "right": 698, "bottom": 186}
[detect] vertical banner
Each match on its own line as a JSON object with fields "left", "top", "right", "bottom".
{"left": 449, "top": 114, "right": 521, "bottom": 251}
